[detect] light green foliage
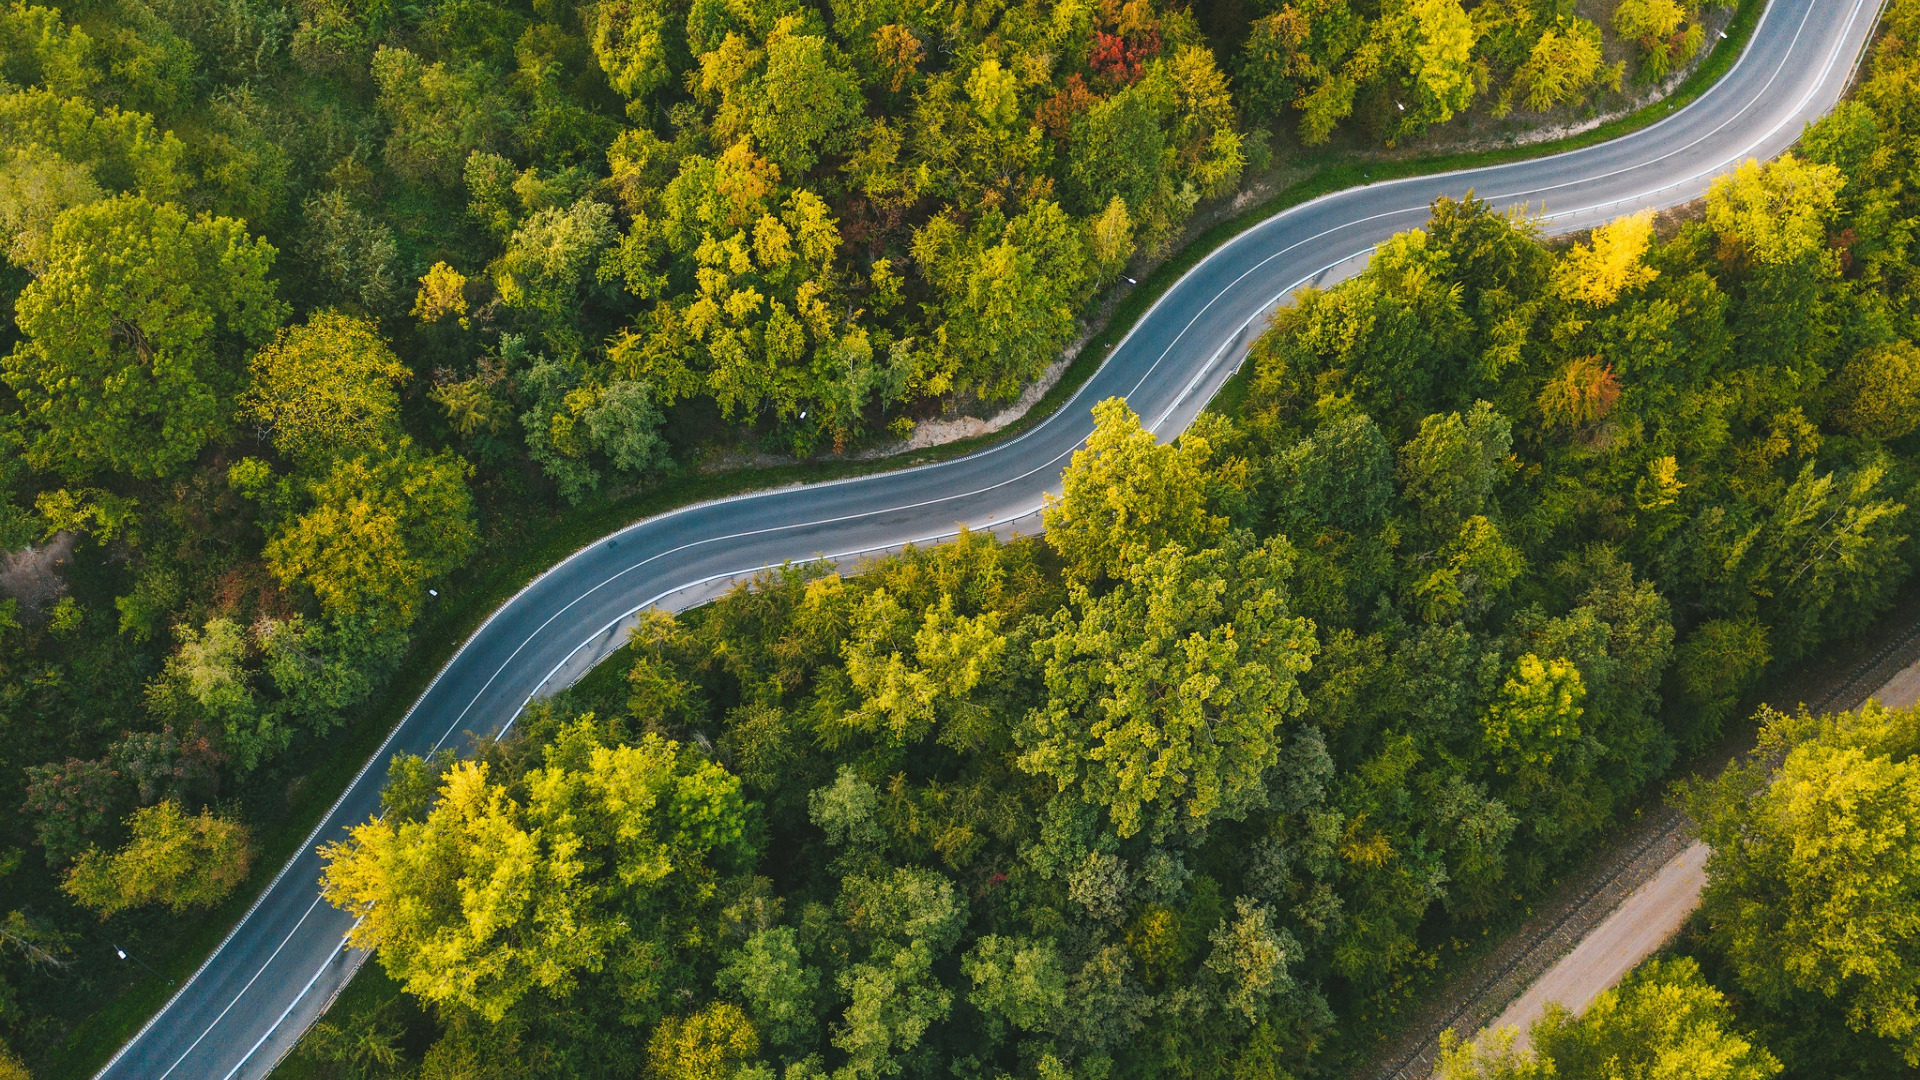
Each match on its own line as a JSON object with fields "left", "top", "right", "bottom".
{"left": 1438, "top": 958, "right": 1779, "bottom": 1080}
{"left": 1022, "top": 535, "right": 1317, "bottom": 839}
{"left": 713, "top": 20, "right": 863, "bottom": 177}
{"left": 834, "top": 938, "right": 950, "bottom": 1079}
{"left": 1204, "top": 897, "right": 1301, "bottom": 1022}
{"left": 0, "top": 87, "right": 187, "bottom": 199}
{"left": 494, "top": 198, "right": 618, "bottom": 321}
{"left": 913, "top": 201, "right": 1092, "bottom": 400}
{"left": 716, "top": 927, "right": 820, "bottom": 1050}
{"left": 1407, "top": 514, "right": 1524, "bottom": 623}
{"left": 809, "top": 765, "right": 885, "bottom": 848}
{"left": 4, "top": 194, "right": 283, "bottom": 480}
{"left": 263, "top": 439, "right": 475, "bottom": 627}
{"left": 243, "top": 311, "right": 411, "bottom": 461}
{"left": 372, "top": 46, "right": 511, "bottom": 187}
{"left": 1691, "top": 702, "right": 1920, "bottom": 1064}
{"left": 591, "top": 0, "right": 678, "bottom": 102}
{"left": 0, "top": 2, "right": 98, "bottom": 97}
{"left": 834, "top": 868, "right": 966, "bottom": 1077}
{"left": 297, "top": 190, "right": 400, "bottom": 314}
{"left": 1480, "top": 654, "right": 1584, "bottom": 772}
{"left": 145, "top": 616, "right": 278, "bottom": 771}
{"left": 963, "top": 935, "right": 1067, "bottom": 1036}
{"left": 1044, "top": 398, "right": 1224, "bottom": 583}
{"left": 838, "top": 591, "right": 1005, "bottom": 744}
{"left": 63, "top": 800, "right": 252, "bottom": 916}
{"left": 0, "top": 145, "right": 103, "bottom": 272}
{"left": 322, "top": 722, "right": 749, "bottom": 1021}
{"left": 966, "top": 59, "right": 1019, "bottom": 128}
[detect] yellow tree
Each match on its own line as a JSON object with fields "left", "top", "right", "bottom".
{"left": 1557, "top": 210, "right": 1658, "bottom": 306}
{"left": 1705, "top": 155, "right": 1845, "bottom": 267}
{"left": 243, "top": 311, "right": 411, "bottom": 460}
{"left": 63, "top": 800, "right": 252, "bottom": 916}
{"left": 648, "top": 1002, "right": 759, "bottom": 1080}
{"left": 1043, "top": 398, "right": 1225, "bottom": 583}
{"left": 321, "top": 722, "right": 749, "bottom": 1021}
{"left": 1511, "top": 18, "right": 1606, "bottom": 112}
{"left": 1438, "top": 957, "right": 1779, "bottom": 1080}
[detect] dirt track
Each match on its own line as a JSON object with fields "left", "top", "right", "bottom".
{"left": 1356, "top": 594, "right": 1920, "bottom": 1080}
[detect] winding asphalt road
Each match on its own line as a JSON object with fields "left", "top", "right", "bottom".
{"left": 92, "top": 0, "right": 1885, "bottom": 1075}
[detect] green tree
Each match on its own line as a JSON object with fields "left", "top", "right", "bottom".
{"left": 494, "top": 198, "right": 618, "bottom": 323}
{"left": 371, "top": 47, "right": 512, "bottom": 187}
{"left": 1205, "top": 897, "right": 1304, "bottom": 1023}
{"left": 243, "top": 312, "right": 411, "bottom": 461}
{"left": 963, "top": 935, "right": 1067, "bottom": 1037}
{"left": 0, "top": 86, "right": 188, "bottom": 199}
{"left": 1672, "top": 618, "right": 1770, "bottom": 748}
{"left": 715, "top": 927, "right": 820, "bottom": 1051}
{"left": 1398, "top": 402, "right": 1512, "bottom": 535}
{"left": 63, "top": 800, "right": 253, "bottom": 916}
{"left": 1067, "top": 75, "right": 1171, "bottom": 217}
{"left": 263, "top": 439, "right": 475, "bottom": 627}
{"left": 3, "top": 194, "right": 283, "bottom": 479}
{"left": 1832, "top": 341, "right": 1920, "bottom": 439}
{"left": 912, "top": 201, "right": 1091, "bottom": 399}
{"left": 1044, "top": 398, "right": 1224, "bottom": 583}
{"left": 834, "top": 868, "right": 967, "bottom": 1078}
{"left": 1021, "top": 536, "right": 1318, "bottom": 839}
{"left": 1689, "top": 702, "right": 1920, "bottom": 1064}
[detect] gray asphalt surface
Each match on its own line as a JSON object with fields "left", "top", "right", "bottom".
{"left": 93, "top": 1, "right": 1884, "bottom": 1075}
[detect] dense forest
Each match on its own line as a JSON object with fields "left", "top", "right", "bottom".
{"left": 0, "top": 0, "right": 1853, "bottom": 1070}
{"left": 278, "top": 1, "right": 1920, "bottom": 1076}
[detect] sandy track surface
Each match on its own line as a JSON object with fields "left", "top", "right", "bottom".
{"left": 1357, "top": 592, "right": 1920, "bottom": 1080}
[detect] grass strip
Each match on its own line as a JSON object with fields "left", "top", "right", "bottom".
{"left": 48, "top": 6, "right": 1770, "bottom": 1076}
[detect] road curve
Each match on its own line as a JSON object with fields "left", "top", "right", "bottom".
{"left": 93, "top": 1, "right": 1884, "bottom": 1076}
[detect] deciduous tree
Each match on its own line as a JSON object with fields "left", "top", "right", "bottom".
{"left": 4, "top": 194, "right": 283, "bottom": 479}
{"left": 63, "top": 800, "right": 252, "bottom": 916}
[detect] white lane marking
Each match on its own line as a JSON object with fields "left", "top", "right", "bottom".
{"left": 102, "top": 0, "right": 1883, "bottom": 1073}
{"left": 153, "top": 894, "right": 327, "bottom": 1080}
{"left": 217, "top": 918, "right": 367, "bottom": 1080}
{"left": 1137, "top": 0, "right": 1874, "bottom": 436}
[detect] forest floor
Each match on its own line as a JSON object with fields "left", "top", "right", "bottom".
{"left": 1350, "top": 589, "right": 1920, "bottom": 1079}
